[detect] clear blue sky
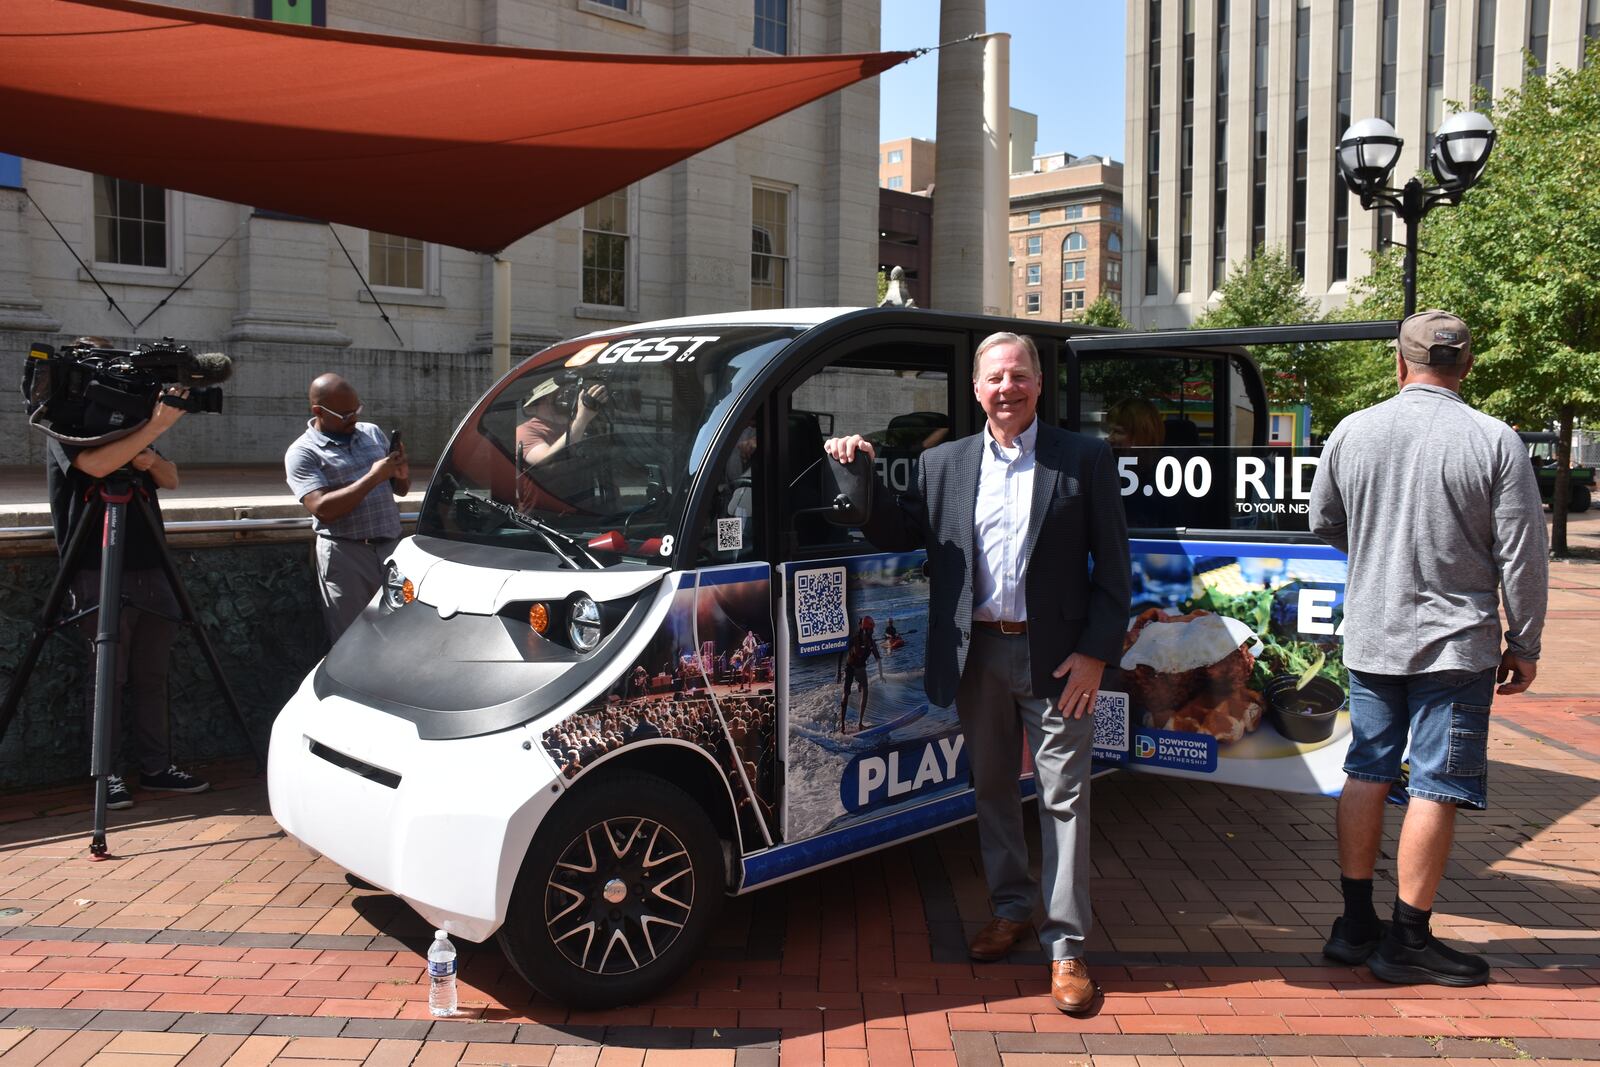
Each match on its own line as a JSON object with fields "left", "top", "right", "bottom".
{"left": 878, "top": 0, "right": 1126, "bottom": 163}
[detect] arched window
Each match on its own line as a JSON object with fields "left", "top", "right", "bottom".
{"left": 1062, "top": 231, "right": 1087, "bottom": 253}
{"left": 1108, "top": 230, "right": 1123, "bottom": 253}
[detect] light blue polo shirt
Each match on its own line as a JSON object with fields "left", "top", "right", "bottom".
{"left": 284, "top": 420, "right": 402, "bottom": 540}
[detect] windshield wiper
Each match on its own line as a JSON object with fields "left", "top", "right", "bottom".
{"left": 474, "top": 496, "right": 604, "bottom": 569}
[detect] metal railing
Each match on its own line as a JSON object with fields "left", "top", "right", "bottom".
{"left": 0, "top": 512, "right": 422, "bottom": 543}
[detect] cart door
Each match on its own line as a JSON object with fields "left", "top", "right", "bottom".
{"left": 770, "top": 331, "right": 974, "bottom": 843}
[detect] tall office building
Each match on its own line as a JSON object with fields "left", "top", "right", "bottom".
{"left": 1125, "top": 0, "right": 1600, "bottom": 328}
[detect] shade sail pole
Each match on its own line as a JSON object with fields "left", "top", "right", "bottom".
{"left": 492, "top": 256, "right": 511, "bottom": 380}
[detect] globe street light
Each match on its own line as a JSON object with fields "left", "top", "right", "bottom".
{"left": 1336, "top": 112, "right": 1497, "bottom": 315}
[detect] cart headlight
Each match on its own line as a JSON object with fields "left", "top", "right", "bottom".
{"left": 383, "top": 563, "right": 413, "bottom": 610}
{"left": 567, "top": 594, "right": 602, "bottom": 652}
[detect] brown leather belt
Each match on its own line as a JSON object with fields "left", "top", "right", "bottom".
{"left": 973, "top": 619, "right": 1028, "bottom": 635}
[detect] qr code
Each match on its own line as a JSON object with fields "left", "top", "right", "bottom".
{"left": 715, "top": 517, "right": 743, "bottom": 553}
{"left": 1092, "top": 690, "right": 1130, "bottom": 760}
{"left": 794, "top": 566, "right": 848, "bottom": 642}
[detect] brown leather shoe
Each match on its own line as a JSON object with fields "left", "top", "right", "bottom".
{"left": 1050, "top": 958, "right": 1098, "bottom": 1013}
{"left": 968, "top": 916, "right": 1030, "bottom": 961}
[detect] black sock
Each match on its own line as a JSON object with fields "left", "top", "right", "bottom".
{"left": 1339, "top": 876, "right": 1380, "bottom": 939}
{"left": 1392, "top": 898, "right": 1432, "bottom": 948}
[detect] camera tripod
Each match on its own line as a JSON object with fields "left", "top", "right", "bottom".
{"left": 0, "top": 469, "right": 263, "bottom": 859}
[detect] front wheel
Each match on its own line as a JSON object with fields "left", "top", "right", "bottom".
{"left": 497, "top": 771, "right": 725, "bottom": 1008}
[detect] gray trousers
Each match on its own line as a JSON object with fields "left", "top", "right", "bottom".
{"left": 314, "top": 537, "right": 396, "bottom": 644}
{"left": 957, "top": 627, "right": 1094, "bottom": 960}
{"left": 71, "top": 568, "right": 177, "bottom": 777}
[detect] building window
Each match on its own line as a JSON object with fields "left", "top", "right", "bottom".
{"left": 1109, "top": 230, "right": 1123, "bottom": 252}
{"left": 1291, "top": 0, "right": 1309, "bottom": 278}
{"left": 1213, "top": 0, "right": 1229, "bottom": 288}
{"left": 1476, "top": 0, "right": 1497, "bottom": 96}
{"left": 1106, "top": 259, "right": 1122, "bottom": 283}
{"left": 1146, "top": 0, "right": 1163, "bottom": 295}
{"left": 1379, "top": 0, "right": 1399, "bottom": 247}
{"left": 1062, "top": 290, "right": 1086, "bottom": 311}
{"left": 94, "top": 176, "right": 168, "bottom": 269}
{"left": 1066, "top": 204, "right": 1085, "bottom": 220}
{"left": 1108, "top": 205, "right": 1123, "bottom": 222}
{"left": 1179, "top": 0, "right": 1195, "bottom": 292}
{"left": 1332, "top": 0, "right": 1353, "bottom": 282}
{"left": 1063, "top": 258, "right": 1087, "bottom": 282}
{"left": 1028, "top": 209, "right": 1042, "bottom": 224}
{"left": 581, "top": 189, "right": 629, "bottom": 307}
{"left": 1529, "top": 0, "right": 1550, "bottom": 77}
{"left": 887, "top": 175, "right": 904, "bottom": 190}
{"left": 751, "top": 183, "right": 790, "bottom": 309}
{"left": 887, "top": 149, "right": 904, "bottom": 164}
{"left": 369, "top": 231, "right": 426, "bottom": 291}
{"left": 1426, "top": 0, "right": 1447, "bottom": 141}
{"left": 1027, "top": 263, "right": 1042, "bottom": 286}
{"left": 1026, "top": 291, "right": 1041, "bottom": 314}
{"left": 1589, "top": 0, "right": 1600, "bottom": 57}
{"left": 1251, "top": 0, "right": 1268, "bottom": 257}
{"left": 755, "top": 0, "right": 788, "bottom": 53}
{"left": 588, "top": 0, "right": 631, "bottom": 9}
{"left": 1027, "top": 234, "right": 1043, "bottom": 255}
{"left": 1063, "top": 231, "right": 1087, "bottom": 252}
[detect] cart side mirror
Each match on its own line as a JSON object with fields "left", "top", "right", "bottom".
{"left": 819, "top": 452, "right": 874, "bottom": 526}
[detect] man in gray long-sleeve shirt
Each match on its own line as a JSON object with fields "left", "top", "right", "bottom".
{"left": 1309, "top": 310, "right": 1547, "bottom": 988}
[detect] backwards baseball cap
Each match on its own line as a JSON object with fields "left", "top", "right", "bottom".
{"left": 1399, "top": 309, "right": 1472, "bottom": 365}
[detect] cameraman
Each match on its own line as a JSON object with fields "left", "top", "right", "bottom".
{"left": 285, "top": 373, "right": 408, "bottom": 645}
{"left": 46, "top": 379, "right": 211, "bottom": 811}
{"left": 516, "top": 378, "right": 608, "bottom": 467}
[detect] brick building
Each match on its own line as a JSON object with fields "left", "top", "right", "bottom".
{"left": 1008, "top": 153, "right": 1125, "bottom": 322}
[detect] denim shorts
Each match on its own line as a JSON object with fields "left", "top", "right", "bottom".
{"left": 1344, "top": 668, "right": 1497, "bottom": 810}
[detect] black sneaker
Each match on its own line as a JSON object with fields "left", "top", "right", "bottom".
{"left": 105, "top": 775, "right": 133, "bottom": 811}
{"left": 1368, "top": 928, "right": 1491, "bottom": 987}
{"left": 1323, "top": 917, "right": 1386, "bottom": 965}
{"left": 139, "top": 765, "right": 211, "bottom": 794}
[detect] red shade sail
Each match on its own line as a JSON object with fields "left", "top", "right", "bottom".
{"left": 0, "top": 0, "right": 913, "bottom": 253}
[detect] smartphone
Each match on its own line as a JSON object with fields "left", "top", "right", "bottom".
{"left": 389, "top": 428, "right": 404, "bottom": 454}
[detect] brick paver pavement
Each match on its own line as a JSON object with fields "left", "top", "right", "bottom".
{"left": 3, "top": 560, "right": 1597, "bottom": 1065}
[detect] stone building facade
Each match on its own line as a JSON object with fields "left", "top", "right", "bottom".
{"left": 1125, "top": 0, "right": 1600, "bottom": 329}
{"left": 0, "top": 0, "right": 883, "bottom": 467}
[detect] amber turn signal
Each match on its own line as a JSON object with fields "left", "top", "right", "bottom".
{"left": 401, "top": 578, "right": 415, "bottom": 604}
{"left": 528, "top": 601, "right": 550, "bottom": 634}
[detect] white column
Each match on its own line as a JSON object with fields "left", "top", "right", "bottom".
{"left": 492, "top": 255, "right": 511, "bottom": 380}
{"left": 981, "top": 33, "right": 1010, "bottom": 316}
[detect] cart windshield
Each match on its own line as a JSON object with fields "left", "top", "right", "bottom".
{"left": 419, "top": 327, "right": 799, "bottom": 564}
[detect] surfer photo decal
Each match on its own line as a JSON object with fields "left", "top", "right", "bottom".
{"left": 781, "top": 551, "right": 969, "bottom": 840}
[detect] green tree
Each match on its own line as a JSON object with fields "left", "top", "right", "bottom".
{"left": 1352, "top": 50, "right": 1600, "bottom": 553}
{"left": 1194, "top": 246, "right": 1357, "bottom": 435}
{"left": 876, "top": 269, "right": 889, "bottom": 306}
{"left": 1081, "top": 293, "right": 1131, "bottom": 329}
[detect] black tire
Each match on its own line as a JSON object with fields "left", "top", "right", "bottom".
{"left": 1571, "top": 485, "right": 1592, "bottom": 513}
{"left": 497, "top": 771, "right": 725, "bottom": 1008}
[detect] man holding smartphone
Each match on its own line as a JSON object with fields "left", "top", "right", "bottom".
{"left": 285, "top": 373, "right": 408, "bottom": 644}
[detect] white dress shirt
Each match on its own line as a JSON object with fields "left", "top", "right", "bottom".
{"left": 971, "top": 417, "right": 1038, "bottom": 623}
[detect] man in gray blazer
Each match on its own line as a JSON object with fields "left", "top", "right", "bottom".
{"left": 825, "top": 331, "right": 1131, "bottom": 1013}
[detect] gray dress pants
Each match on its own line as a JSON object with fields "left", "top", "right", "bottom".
{"left": 956, "top": 627, "right": 1094, "bottom": 960}
{"left": 314, "top": 537, "right": 397, "bottom": 644}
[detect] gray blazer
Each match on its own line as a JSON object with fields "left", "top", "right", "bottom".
{"left": 863, "top": 422, "right": 1133, "bottom": 707}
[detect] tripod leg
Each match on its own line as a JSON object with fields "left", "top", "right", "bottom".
{"left": 89, "top": 491, "right": 134, "bottom": 860}
{"left": 134, "top": 494, "right": 264, "bottom": 772}
{"left": 0, "top": 494, "right": 103, "bottom": 751}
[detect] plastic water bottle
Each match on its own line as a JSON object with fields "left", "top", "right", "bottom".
{"left": 427, "top": 929, "right": 457, "bottom": 1016}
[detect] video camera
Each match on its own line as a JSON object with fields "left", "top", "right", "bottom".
{"left": 22, "top": 338, "right": 233, "bottom": 445}
{"left": 554, "top": 368, "right": 642, "bottom": 416}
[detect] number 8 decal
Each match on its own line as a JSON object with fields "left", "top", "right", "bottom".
{"left": 659, "top": 534, "right": 675, "bottom": 556}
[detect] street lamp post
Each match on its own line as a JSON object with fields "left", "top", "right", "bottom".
{"left": 1336, "top": 112, "right": 1497, "bottom": 315}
